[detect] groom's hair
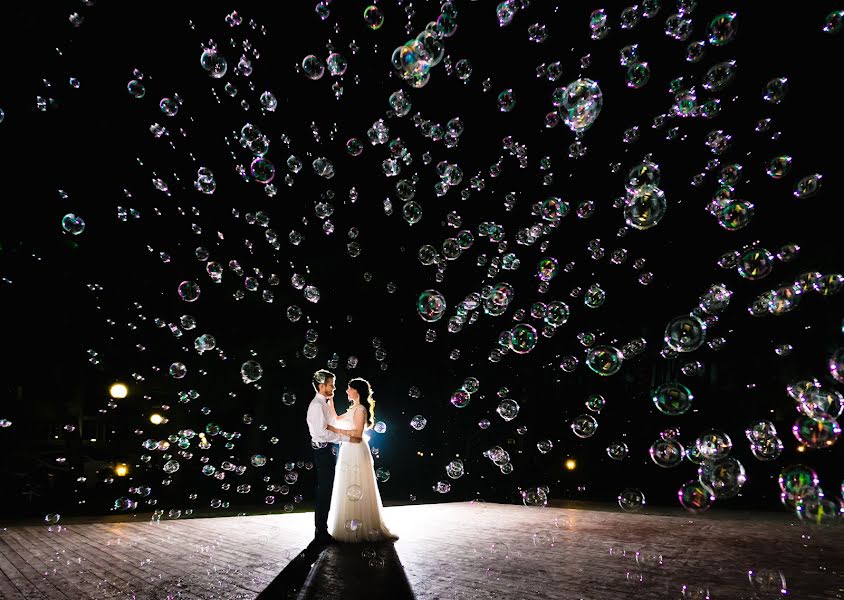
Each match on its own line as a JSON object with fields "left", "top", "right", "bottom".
{"left": 312, "top": 369, "right": 335, "bottom": 392}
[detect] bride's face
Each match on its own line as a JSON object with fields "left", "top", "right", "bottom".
{"left": 347, "top": 386, "right": 359, "bottom": 402}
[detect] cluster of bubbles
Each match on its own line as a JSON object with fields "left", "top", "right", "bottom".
{"left": 745, "top": 270, "right": 843, "bottom": 318}
{"left": 390, "top": 5, "right": 456, "bottom": 88}
{"left": 623, "top": 160, "right": 667, "bottom": 231}
{"left": 483, "top": 444, "right": 514, "bottom": 475}
{"left": 786, "top": 379, "right": 842, "bottom": 450}
{"left": 450, "top": 376, "right": 480, "bottom": 409}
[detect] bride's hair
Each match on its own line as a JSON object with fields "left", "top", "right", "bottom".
{"left": 348, "top": 378, "right": 375, "bottom": 430}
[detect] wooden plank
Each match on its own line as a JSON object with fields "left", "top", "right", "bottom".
{"left": 0, "top": 536, "right": 71, "bottom": 600}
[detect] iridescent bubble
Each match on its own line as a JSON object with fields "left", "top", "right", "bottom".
{"left": 708, "top": 12, "right": 738, "bottom": 46}
{"left": 326, "top": 52, "right": 348, "bottom": 76}
{"left": 699, "top": 457, "right": 746, "bottom": 499}
{"left": 250, "top": 157, "right": 275, "bottom": 183}
{"left": 793, "top": 173, "right": 823, "bottom": 198}
{"left": 537, "top": 257, "right": 558, "bottom": 281}
{"left": 792, "top": 415, "right": 841, "bottom": 448}
{"left": 813, "top": 273, "right": 843, "bottom": 296}
{"left": 699, "top": 283, "right": 732, "bottom": 314}
{"left": 451, "top": 390, "right": 470, "bottom": 409}
{"left": 251, "top": 454, "right": 267, "bottom": 467}
{"left": 823, "top": 10, "right": 844, "bottom": 34}
{"left": 627, "top": 161, "right": 660, "bottom": 189}
{"left": 61, "top": 213, "right": 86, "bottom": 235}
{"left": 302, "top": 55, "right": 325, "bottom": 80}
{"left": 497, "top": 89, "right": 516, "bottom": 112}
{"left": 159, "top": 98, "right": 178, "bottom": 116}
{"left": 585, "top": 345, "right": 623, "bottom": 376}
{"left": 544, "top": 301, "right": 569, "bottom": 326}
{"left": 559, "top": 78, "right": 603, "bottom": 133}
{"left": 200, "top": 49, "right": 228, "bottom": 78}
{"left": 796, "top": 493, "right": 840, "bottom": 524}
{"left": 178, "top": 281, "right": 201, "bottom": 302}
{"left": 650, "top": 439, "right": 685, "bottom": 468}
{"left": 717, "top": 200, "right": 754, "bottom": 230}
{"left": 737, "top": 247, "right": 774, "bottom": 280}
{"left": 695, "top": 430, "right": 732, "bottom": 460}
{"left": 778, "top": 464, "right": 819, "bottom": 498}
{"left": 363, "top": 5, "right": 384, "bottom": 29}
{"left": 127, "top": 79, "right": 145, "bottom": 98}
{"left": 585, "top": 394, "right": 605, "bottom": 412}
{"left": 686, "top": 40, "right": 706, "bottom": 62}
{"left": 702, "top": 60, "right": 737, "bottom": 92}
{"left": 607, "top": 441, "right": 629, "bottom": 460}
{"left": 624, "top": 186, "right": 667, "bottom": 229}
{"left": 417, "top": 289, "right": 446, "bottom": 322}
{"left": 618, "top": 488, "right": 646, "bottom": 512}
{"left": 762, "top": 77, "right": 788, "bottom": 104}
{"left": 751, "top": 436, "right": 783, "bottom": 461}
{"left": 410, "top": 415, "right": 427, "bottom": 430}
{"left": 571, "top": 414, "right": 598, "bottom": 438}
{"left": 402, "top": 201, "right": 422, "bottom": 225}
{"left": 510, "top": 324, "right": 538, "bottom": 354}
{"left": 664, "top": 315, "right": 706, "bottom": 352}
{"left": 446, "top": 459, "right": 465, "bottom": 479}
{"left": 652, "top": 383, "right": 694, "bottom": 416}
{"left": 768, "top": 285, "right": 801, "bottom": 316}
{"left": 746, "top": 420, "right": 777, "bottom": 442}
{"left": 678, "top": 480, "right": 715, "bottom": 513}
{"left": 497, "top": 399, "right": 519, "bottom": 421}
{"left": 241, "top": 360, "right": 263, "bottom": 383}
{"left": 626, "top": 62, "right": 650, "bottom": 88}
{"left": 583, "top": 284, "right": 606, "bottom": 308}
{"left": 537, "top": 439, "right": 553, "bottom": 453}
{"left": 463, "top": 377, "right": 480, "bottom": 394}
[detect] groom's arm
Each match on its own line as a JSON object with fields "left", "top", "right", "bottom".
{"left": 307, "top": 402, "right": 349, "bottom": 444}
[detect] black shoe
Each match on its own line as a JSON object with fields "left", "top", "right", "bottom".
{"left": 314, "top": 534, "right": 336, "bottom": 545}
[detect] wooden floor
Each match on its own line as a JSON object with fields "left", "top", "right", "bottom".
{"left": 0, "top": 502, "right": 841, "bottom": 599}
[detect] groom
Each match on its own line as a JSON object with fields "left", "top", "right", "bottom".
{"left": 306, "top": 369, "right": 362, "bottom": 544}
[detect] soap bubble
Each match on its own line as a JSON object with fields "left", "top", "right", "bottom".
{"left": 650, "top": 439, "right": 685, "bottom": 468}
{"left": 417, "top": 289, "right": 447, "bottom": 322}
{"left": 571, "top": 414, "right": 598, "bottom": 438}
{"left": 618, "top": 488, "right": 646, "bottom": 512}
{"left": 664, "top": 315, "right": 706, "bottom": 352}
{"left": 678, "top": 480, "right": 715, "bottom": 512}
{"left": 652, "top": 383, "right": 694, "bottom": 416}
{"left": 559, "top": 78, "right": 603, "bottom": 133}
{"left": 585, "top": 345, "right": 623, "bottom": 376}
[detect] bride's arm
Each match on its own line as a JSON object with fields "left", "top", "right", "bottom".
{"left": 326, "top": 396, "right": 339, "bottom": 422}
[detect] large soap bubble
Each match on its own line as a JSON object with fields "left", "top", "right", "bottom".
{"left": 559, "top": 78, "right": 603, "bottom": 133}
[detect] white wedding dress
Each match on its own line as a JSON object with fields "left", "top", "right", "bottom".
{"left": 327, "top": 404, "right": 398, "bottom": 543}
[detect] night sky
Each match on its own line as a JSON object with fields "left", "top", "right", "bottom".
{"left": 1, "top": 1, "right": 842, "bottom": 521}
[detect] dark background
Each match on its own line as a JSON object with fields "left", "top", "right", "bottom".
{"left": 0, "top": 1, "right": 841, "bottom": 521}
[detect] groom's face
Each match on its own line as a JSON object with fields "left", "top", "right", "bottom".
{"left": 321, "top": 378, "right": 335, "bottom": 398}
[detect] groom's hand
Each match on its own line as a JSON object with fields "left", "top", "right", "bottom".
{"left": 349, "top": 436, "right": 362, "bottom": 443}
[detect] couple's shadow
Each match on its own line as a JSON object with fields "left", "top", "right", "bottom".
{"left": 256, "top": 538, "right": 416, "bottom": 600}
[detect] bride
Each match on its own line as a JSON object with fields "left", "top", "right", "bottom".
{"left": 325, "top": 377, "right": 398, "bottom": 543}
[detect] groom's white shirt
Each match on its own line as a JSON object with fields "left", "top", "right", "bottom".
{"left": 307, "top": 392, "right": 351, "bottom": 445}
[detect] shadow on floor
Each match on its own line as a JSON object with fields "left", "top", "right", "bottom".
{"left": 257, "top": 538, "right": 416, "bottom": 600}
{"left": 297, "top": 540, "right": 416, "bottom": 600}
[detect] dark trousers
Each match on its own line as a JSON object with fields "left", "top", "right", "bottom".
{"left": 313, "top": 444, "right": 336, "bottom": 538}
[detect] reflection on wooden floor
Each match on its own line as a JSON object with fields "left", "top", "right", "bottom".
{"left": 0, "top": 502, "right": 841, "bottom": 599}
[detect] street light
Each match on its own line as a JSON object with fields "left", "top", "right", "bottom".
{"left": 109, "top": 383, "right": 128, "bottom": 399}
{"left": 565, "top": 458, "right": 577, "bottom": 470}
{"left": 115, "top": 464, "right": 129, "bottom": 477}
{"left": 150, "top": 413, "right": 164, "bottom": 425}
